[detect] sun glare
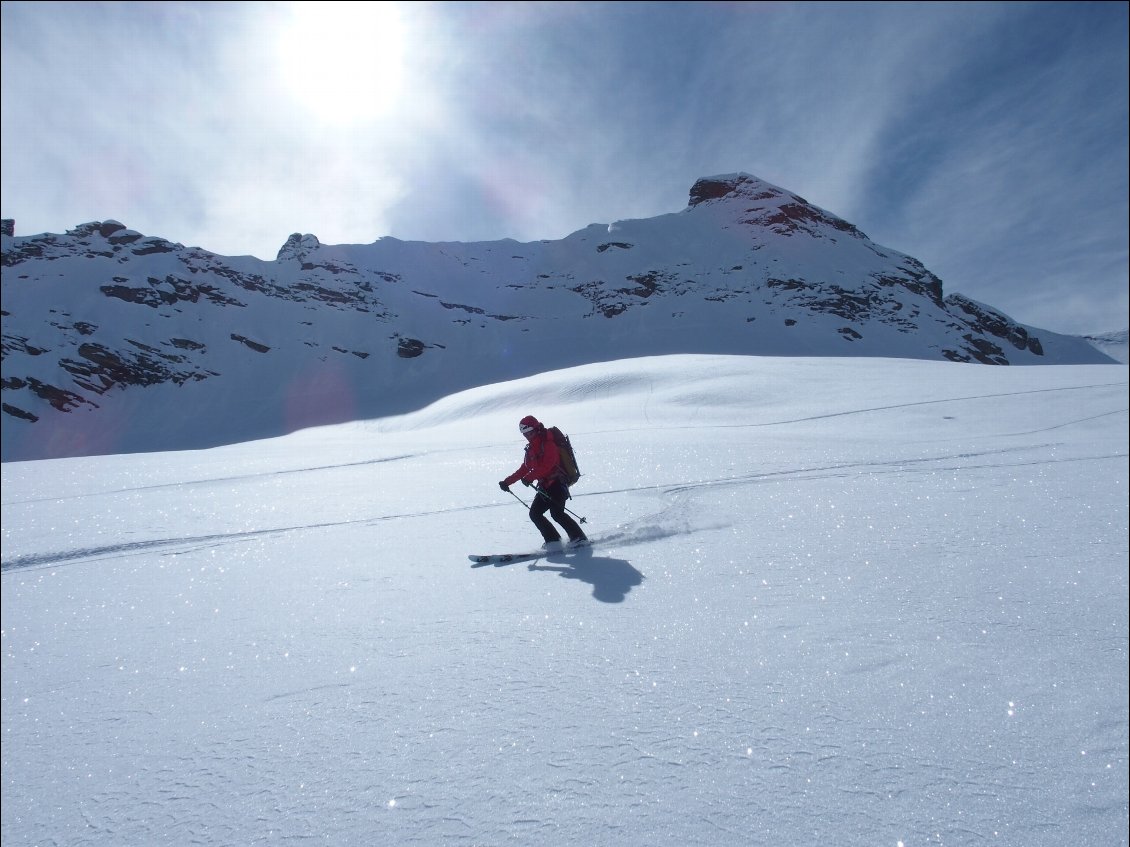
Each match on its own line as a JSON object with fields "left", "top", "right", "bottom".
{"left": 276, "top": 1, "right": 407, "bottom": 126}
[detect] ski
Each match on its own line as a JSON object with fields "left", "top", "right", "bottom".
{"left": 468, "top": 551, "right": 544, "bottom": 565}
{"left": 469, "top": 540, "right": 592, "bottom": 565}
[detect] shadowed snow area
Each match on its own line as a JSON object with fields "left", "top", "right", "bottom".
{"left": 2, "top": 354, "right": 1128, "bottom": 846}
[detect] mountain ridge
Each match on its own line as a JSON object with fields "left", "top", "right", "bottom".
{"left": 1, "top": 172, "right": 1120, "bottom": 462}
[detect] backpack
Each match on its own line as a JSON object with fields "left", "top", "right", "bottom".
{"left": 549, "top": 426, "right": 581, "bottom": 486}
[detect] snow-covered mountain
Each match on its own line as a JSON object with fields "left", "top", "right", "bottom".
{"left": 1082, "top": 329, "right": 1130, "bottom": 364}
{"left": 1, "top": 173, "right": 1118, "bottom": 462}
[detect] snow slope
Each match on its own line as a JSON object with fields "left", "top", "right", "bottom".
{"left": 2, "top": 354, "right": 1128, "bottom": 846}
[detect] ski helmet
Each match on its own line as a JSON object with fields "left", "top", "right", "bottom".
{"left": 519, "top": 415, "right": 540, "bottom": 435}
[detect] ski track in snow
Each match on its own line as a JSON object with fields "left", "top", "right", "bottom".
{"left": 3, "top": 441, "right": 1122, "bottom": 574}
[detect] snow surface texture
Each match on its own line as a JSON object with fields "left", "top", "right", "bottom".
{"left": 2, "top": 354, "right": 1128, "bottom": 846}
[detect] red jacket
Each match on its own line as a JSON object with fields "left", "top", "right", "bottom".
{"left": 503, "top": 428, "right": 562, "bottom": 488}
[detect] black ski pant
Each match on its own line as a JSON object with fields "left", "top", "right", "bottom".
{"left": 529, "top": 480, "right": 585, "bottom": 543}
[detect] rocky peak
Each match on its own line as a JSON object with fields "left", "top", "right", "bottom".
{"left": 67, "top": 220, "right": 129, "bottom": 240}
{"left": 277, "top": 232, "right": 322, "bottom": 262}
{"left": 687, "top": 173, "right": 864, "bottom": 240}
{"left": 687, "top": 173, "right": 780, "bottom": 207}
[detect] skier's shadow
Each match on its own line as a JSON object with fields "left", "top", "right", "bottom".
{"left": 528, "top": 548, "right": 644, "bottom": 603}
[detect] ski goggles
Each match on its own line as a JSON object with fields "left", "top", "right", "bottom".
{"left": 519, "top": 423, "right": 537, "bottom": 435}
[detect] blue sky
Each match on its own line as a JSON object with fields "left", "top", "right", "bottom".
{"left": 2, "top": 1, "right": 1127, "bottom": 336}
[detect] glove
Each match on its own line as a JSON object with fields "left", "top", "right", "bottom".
{"left": 521, "top": 478, "right": 533, "bottom": 487}
{"left": 499, "top": 481, "right": 509, "bottom": 492}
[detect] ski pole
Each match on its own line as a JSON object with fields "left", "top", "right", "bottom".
{"left": 506, "top": 488, "right": 531, "bottom": 509}
{"left": 505, "top": 486, "right": 588, "bottom": 525}
{"left": 533, "top": 485, "right": 587, "bottom": 524}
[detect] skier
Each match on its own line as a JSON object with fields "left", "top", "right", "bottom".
{"left": 499, "top": 415, "right": 588, "bottom": 551}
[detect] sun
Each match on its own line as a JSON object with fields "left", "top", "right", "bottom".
{"left": 275, "top": 1, "right": 407, "bottom": 126}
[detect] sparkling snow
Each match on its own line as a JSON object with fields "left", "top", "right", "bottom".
{"left": 2, "top": 354, "right": 1127, "bottom": 846}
